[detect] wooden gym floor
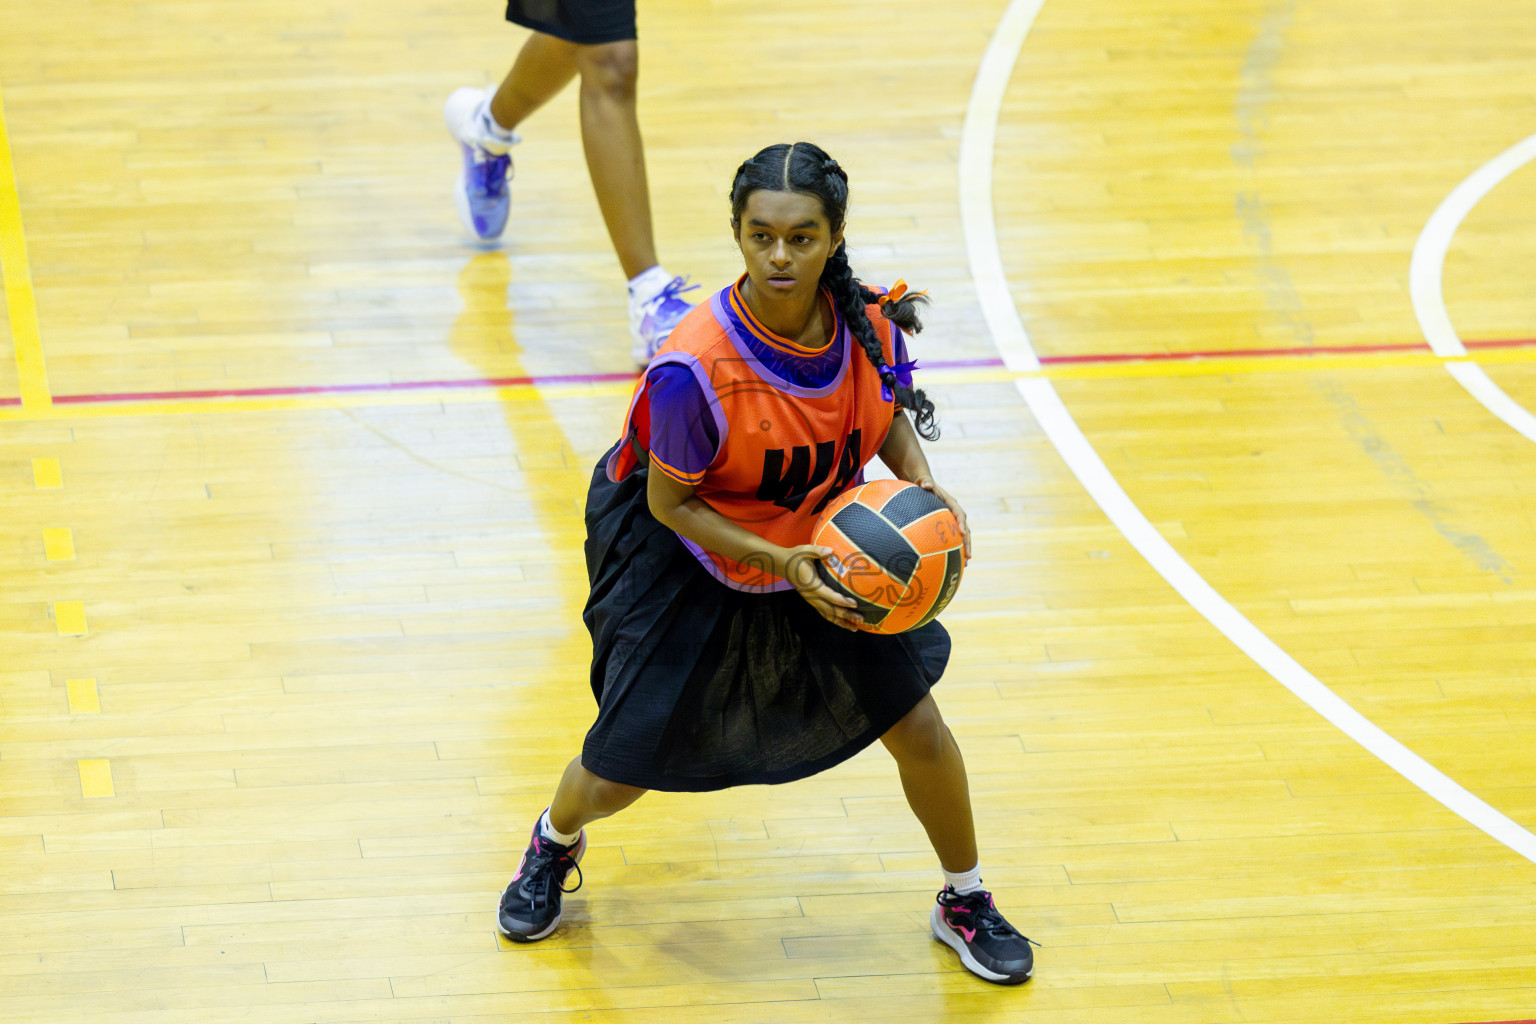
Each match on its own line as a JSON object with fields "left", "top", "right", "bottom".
{"left": 2, "top": 0, "right": 1535, "bottom": 1021}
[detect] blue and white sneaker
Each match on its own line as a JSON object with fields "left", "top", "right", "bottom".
{"left": 444, "top": 86, "right": 519, "bottom": 241}
{"left": 628, "top": 275, "right": 699, "bottom": 366}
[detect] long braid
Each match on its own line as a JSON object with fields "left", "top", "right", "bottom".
{"left": 819, "top": 242, "right": 938, "bottom": 440}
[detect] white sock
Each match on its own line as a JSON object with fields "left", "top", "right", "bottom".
{"left": 478, "top": 102, "right": 517, "bottom": 143}
{"left": 627, "top": 264, "right": 672, "bottom": 304}
{"left": 538, "top": 808, "right": 580, "bottom": 846}
{"left": 943, "top": 863, "right": 984, "bottom": 895}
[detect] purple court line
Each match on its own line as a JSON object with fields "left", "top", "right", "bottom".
{"left": 1032, "top": 337, "right": 1536, "bottom": 365}
{"left": 50, "top": 371, "right": 643, "bottom": 405}
{"left": 8, "top": 337, "right": 1533, "bottom": 408}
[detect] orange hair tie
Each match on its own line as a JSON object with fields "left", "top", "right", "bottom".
{"left": 876, "top": 279, "right": 926, "bottom": 308}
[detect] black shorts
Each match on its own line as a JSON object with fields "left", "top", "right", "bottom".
{"left": 505, "top": 0, "right": 637, "bottom": 45}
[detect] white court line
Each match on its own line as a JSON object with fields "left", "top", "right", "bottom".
{"left": 1411, "top": 132, "right": 1536, "bottom": 445}
{"left": 960, "top": 0, "right": 1536, "bottom": 864}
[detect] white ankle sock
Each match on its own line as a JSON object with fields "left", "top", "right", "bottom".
{"left": 478, "top": 102, "right": 517, "bottom": 143}
{"left": 943, "top": 864, "right": 984, "bottom": 895}
{"left": 627, "top": 264, "right": 672, "bottom": 304}
{"left": 538, "top": 808, "right": 580, "bottom": 846}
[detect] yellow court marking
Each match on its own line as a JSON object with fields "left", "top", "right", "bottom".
{"left": 66, "top": 678, "right": 100, "bottom": 714}
{"left": 43, "top": 527, "right": 75, "bottom": 560}
{"left": 32, "top": 456, "right": 62, "bottom": 487}
{"left": 77, "top": 759, "right": 114, "bottom": 798}
{"left": 53, "top": 600, "right": 87, "bottom": 637}
{"left": 0, "top": 89, "right": 52, "bottom": 412}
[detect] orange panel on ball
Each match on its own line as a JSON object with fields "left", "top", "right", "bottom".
{"left": 898, "top": 508, "right": 963, "bottom": 555}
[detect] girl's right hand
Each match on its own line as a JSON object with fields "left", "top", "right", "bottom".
{"left": 782, "top": 544, "right": 863, "bottom": 630}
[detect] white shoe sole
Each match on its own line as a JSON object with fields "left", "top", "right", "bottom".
{"left": 930, "top": 904, "right": 1032, "bottom": 984}
{"left": 498, "top": 911, "right": 561, "bottom": 943}
{"left": 628, "top": 308, "right": 653, "bottom": 368}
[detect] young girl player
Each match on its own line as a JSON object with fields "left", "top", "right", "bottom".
{"left": 496, "top": 142, "right": 1037, "bottom": 985}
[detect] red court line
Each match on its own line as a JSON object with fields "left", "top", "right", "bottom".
{"left": 1465, "top": 337, "right": 1536, "bottom": 350}
{"left": 1040, "top": 341, "right": 1422, "bottom": 364}
{"left": 21, "top": 336, "right": 1536, "bottom": 408}
{"left": 0, "top": 396, "right": 19, "bottom": 406}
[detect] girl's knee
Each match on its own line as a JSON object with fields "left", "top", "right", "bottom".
{"left": 883, "top": 696, "right": 949, "bottom": 763}
{"left": 577, "top": 42, "right": 639, "bottom": 98}
{"left": 585, "top": 771, "right": 646, "bottom": 812}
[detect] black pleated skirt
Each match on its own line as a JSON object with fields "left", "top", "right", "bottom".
{"left": 504, "top": 0, "right": 636, "bottom": 45}
{"left": 579, "top": 451, "right": 951, "bottom": 792}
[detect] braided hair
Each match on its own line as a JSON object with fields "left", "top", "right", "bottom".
{"left": 728, "top": 142, "right": 938, "bottom": 440}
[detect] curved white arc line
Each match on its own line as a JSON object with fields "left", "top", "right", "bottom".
{"left": 1444, "top": 362, "right": 1536, "bottom": 444}
{"left": 964, "top": 0, "right": 1536, "bottom": 864}
{"left": 1020, "top": 380, "right": 1536, "bottom": 861}
{"left": 1411, "top": 132, "right": 1536, "bottom": 443}
{"left": 960, "top": 0, "right": 1046, "bottom": 375}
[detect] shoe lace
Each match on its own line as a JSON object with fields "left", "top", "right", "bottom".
{"left": 937, "top": 888, "right": 1042, "bottom": 947}
{"left": 654, "top": 276, "right": 700, "bottom": 308}
{"left": 469, "top": 152, "right": 511, "bottom": 192}
{"left": 519, "top": 837, "right": 583, "bottom": 906}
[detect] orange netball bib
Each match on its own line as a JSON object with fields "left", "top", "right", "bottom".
{"left": 608, "top": 282, "right": 901, "bottom": 592}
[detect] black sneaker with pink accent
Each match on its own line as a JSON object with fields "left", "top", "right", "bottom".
{"left": 930, "top": 886, "right": 1037, "bottom": 984}
{"left": 496, "top": 819, "right": 586, "bottom": 942}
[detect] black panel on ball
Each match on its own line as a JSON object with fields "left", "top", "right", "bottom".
{"left": 830, "top": 502, "right": 920, "bottom": 586}
{"left": 878, "top": 484, "right": 947, "bottom": 529}
{"left": 815, "top": 563, "right": 891, "bottom": 626}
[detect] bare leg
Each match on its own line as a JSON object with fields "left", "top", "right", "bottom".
{"left": 880, "top": 695, "right": 980, "bottom": 873}
{"left": 489, "top": 32, "right": 580, "bottom": 131}
{"left": 573, "top": 41, "right": 659, "bottom": 278}
{"left": 547, "top": 756, "right": 647, "bottom": 834}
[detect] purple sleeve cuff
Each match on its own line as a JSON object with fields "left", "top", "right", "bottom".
{"left": 646, "top": 363, "right": 719, "bottom": 484}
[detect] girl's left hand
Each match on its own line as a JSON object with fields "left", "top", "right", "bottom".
{"left": 914, "top": 476, "right": 971, "bottom": 563}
